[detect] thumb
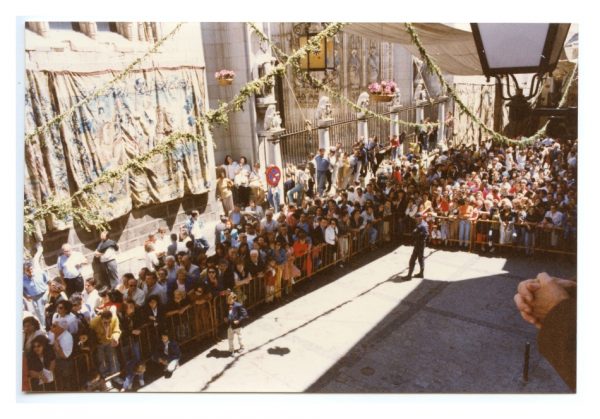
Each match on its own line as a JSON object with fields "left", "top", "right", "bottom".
{"left": 536, "top": 272, "right": 553, "bottom": 286}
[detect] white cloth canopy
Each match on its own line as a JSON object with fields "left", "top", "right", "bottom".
{"left": 343, "top": 23, "right": 484, "bottom": 75}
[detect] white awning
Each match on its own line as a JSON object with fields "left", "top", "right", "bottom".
{"left": 343, "top": 23, "right": 484, "bottom": 75}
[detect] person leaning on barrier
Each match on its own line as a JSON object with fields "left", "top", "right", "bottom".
{"left": 514, "top": 272, "right": 576, "bottom": 391}
{"left": 90, "top": 310, "right": 121, "bottom": 382}
{"left": 152, "top": 329, "right": 181, "bottom": 377}
{"left": 401, "top": 212, "right": 429, "bottom": 281}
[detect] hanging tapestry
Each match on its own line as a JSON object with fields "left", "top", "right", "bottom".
{"left": 24, "top": 66, "right": 208, "bottom": 233}
{"left": 452, "top": 83, "right": 501, "bottom": 147}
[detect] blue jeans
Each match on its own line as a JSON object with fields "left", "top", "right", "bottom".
{"left": 366, "top": 225, "right": 378, "bottom": 244}
{"left": 287, "top": 183, "right": 304, "bottom": 206}
{"left": 267, "top": 188, "right": 280, "bottom": 213}
{"left": 458, "top": 220, "right": 471, "bottom": 247}
{"left": 96, "top": 342, "right": 120, "bottom": 378}
{"left": 524, "top": 230, "right": 535, "bottom": 255}
{"left": 316, "top": 171, "right": 327, "bottom": 196}
{"left": 123, "top": 340, "right": 142, "bottom": 389}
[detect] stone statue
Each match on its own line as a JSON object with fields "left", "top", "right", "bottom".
{"left": 316, "top": 96, "right": 334, "bottom": 121}
{"left": 414, "top": 79, "right": 429, "bottom": 103}
{"left": 367, "top": 45, "right": 380, "bottom": 84}
{"left": 264, "top": 105, "right": 276, "bottom": 131}
{"left": 357, "top": 92, "right": 370, "bottom": 119}
{"left": 259, "top": 59, "right": 276, "bottom": 98}
{"left": 271, "top": 111, "right": 282, "bottom": 131}
{"left": 391, "top": 91, "right": 402, "bottom": 108}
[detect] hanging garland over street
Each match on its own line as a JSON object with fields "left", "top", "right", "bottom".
{"left": 23, "top": 21, "right": 578, "bottom": 237}
{"left": 24, "top": 22, "right": 185, "bottom": 147}
{"left": 525, "top": 61, "right": 578, "bottom": 143}
{"left": 23, "top": 22, "right": 347, "bottom": 235}
{"left": 23, "top": 132, "right": 207, "bottom": 235}
{"left": 404, "top": 22, "right": 578, "bottom": 147}
{"left": 404, "top": 23, "right": 517, "bottom": 145}
{"left": 248, "top": 22, "right": 439, "bottom": 130}
{"left": 206, "top": 22, "right": 346, "bottom": 127}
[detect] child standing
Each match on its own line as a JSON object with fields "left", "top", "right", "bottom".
{"left": 430, "top": 223, "right": 442, "bottom": 246}
{"left": 273, "top": 240, "right": 287, "bottom": 300}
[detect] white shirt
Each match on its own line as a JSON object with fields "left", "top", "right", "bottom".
{"left": 52, "top": 312, "right": 79, "bottom": 335}
{"left": 143, "top": 283, "right": 168, "bottom": 305}
{"left": 48, "top": 330, "right": 73, "bottom": 358}
{"left": 125, "top": 287, "right": 146, "bottom": 307}
{"left": 82, "top": 288, "right": 101, "bottom": 310}
{"left": 155, "top": 235, "right": 170, "bottom": 255}
{"left": 190, "top": 220, "right": 203, "bottom": 239}
{"left": 223, "top": 162, "right": 239, "bottom": 180}
{"left": 57, "top": 252, "right": 87, "bottom": 279}
{"left": 325, "top": 226, "right": 338, "bottom": 245}
{"left": 260, "top": 219, "right": 278, "bottom": 233}
{"left": 99, "top": 247, "right": 116, "bottom": 263}
{"left": 145, "top": 251, "right": 160, "bottom": 270}
{"left": 361, "top": 211, "right": 375, "bottom": 223}
{"left": 296, "top": 170, "right": 308, "bottom": 188}
{"left": 544, "top": 210, "right": 564, "bottom": 226}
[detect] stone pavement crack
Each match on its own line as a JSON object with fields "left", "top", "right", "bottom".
{"left": 198, "top": 250, "right": 440, "bottom": 391}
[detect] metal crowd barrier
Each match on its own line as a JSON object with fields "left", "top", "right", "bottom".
{"left": 24, "top": 213, "right": 575, "bottom": 392}
{"left": 423, "top": 216, "right": 576, "bottom": 256}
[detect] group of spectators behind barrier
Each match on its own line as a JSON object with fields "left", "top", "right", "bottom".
{"left": 25, "top": 211, "right": 574, "bottom": 392}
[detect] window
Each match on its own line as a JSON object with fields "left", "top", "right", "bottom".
{"left": 96, "top": 22, "right": 118, "bottom": 33}
{"left": 48, "top": 22, "right": 78, "bottom": 31}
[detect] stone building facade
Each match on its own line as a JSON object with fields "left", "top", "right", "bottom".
{"left": 23, "top": 22, "right": 218, "bottom": 271}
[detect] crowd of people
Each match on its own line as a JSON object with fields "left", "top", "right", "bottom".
{"left": 22, "top": 129, "right": 577, "bottom": 392}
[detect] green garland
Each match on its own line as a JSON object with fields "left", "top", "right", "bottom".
{"left": 404, "top": 23, "right": 515, "bottom": 145}
{"left": 207, "top": 22, "right": 346, "bottom": 127}
{"left": 248, "top": 22, "right": 437, "bottom": 130}
{"left": 23, "top": 132, "right": 206, "bottom": 235}
{"left": 23, "top": 23, "right": 348, "bottom": 236}
{"left": 25, "top": 22, "right": 185, "bottom": 147}
{"left": 525, "top": 61, "right": 579, "bottom": 143}
{"left": 404, "top": 23, "right": 578, "bottom": 147}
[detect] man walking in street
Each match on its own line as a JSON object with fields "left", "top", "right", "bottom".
{"left": 401, "top": 212, "right": 429, "bottom": 280}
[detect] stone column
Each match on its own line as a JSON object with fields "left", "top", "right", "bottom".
{"left": 389, "top": 103, "right": 402, "bottom": 157}
{"left": 260, "top": 128, "right": 286, "bottom": 207}
{"left": 357, "top": 119, "right": 368, "bottom": 140}
{"left": 414, "top": 100, "right": 428, "bottom": 155}
{"left": 437, "top": 96, "right": 448, "bottom": 149}
{"left": 415, "top": 101, "right": 426, "bottom": 126}
{"left": 389, "top": 111, "right": 400, "bottom": 137}
{"left": 318, "top": 127, "right": 330, "bottom": 150}
{"left": 317, "top": 117, "right": 333, "bottom": 150}
{"left": 201, "top": 121, "right": 217, "bottom": 190}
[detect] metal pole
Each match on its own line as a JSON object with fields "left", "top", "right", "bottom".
{"left": 522, "top": 341, "right": 531, "bottom": 382}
